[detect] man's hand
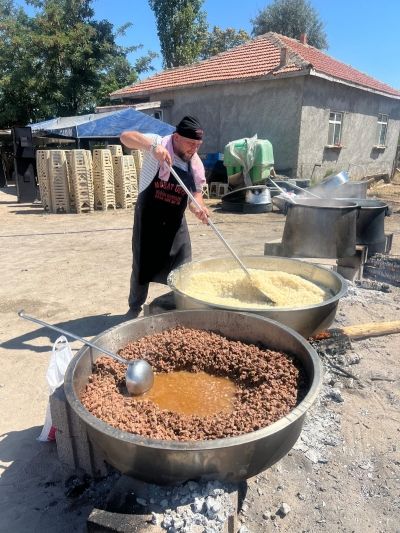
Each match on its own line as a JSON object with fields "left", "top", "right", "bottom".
{"left": 153, "top": 145, "right": 172, "bottom": 166}
{"left": 188, "top": 192, "right": 209, "bottom": 224}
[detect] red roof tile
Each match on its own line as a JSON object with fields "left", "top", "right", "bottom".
{"left": 112, "top": 33, "right": 400, "bottom": 99}
{"left": 279, "top": 35, "right": 400, "bottom": 97}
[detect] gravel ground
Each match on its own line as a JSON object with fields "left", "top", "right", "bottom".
{"left": 0, "top": 182, "right": 399, "bottom": 532}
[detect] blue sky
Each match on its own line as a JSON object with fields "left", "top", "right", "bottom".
{"left": 16, "top": 0, "right": 400, "bottom": 89}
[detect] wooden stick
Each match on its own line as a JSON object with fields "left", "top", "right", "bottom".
{"left": 339, "top": 321, "right": 400, "bottom": 340}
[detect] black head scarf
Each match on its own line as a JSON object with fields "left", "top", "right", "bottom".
{"left": 175, "top": 116, "right": 204, "bottom": 140}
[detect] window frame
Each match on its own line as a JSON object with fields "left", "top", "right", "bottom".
{"left": 327, "top": 111, "right": 343, "bottom": 147}
{"left": 376, "top": 113, "right": 388, "bottom": 147}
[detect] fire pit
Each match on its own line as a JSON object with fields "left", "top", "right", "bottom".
{"left": 64, "top": 310, "right": 322, "bottom": 485}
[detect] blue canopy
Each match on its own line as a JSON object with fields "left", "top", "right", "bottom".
{"left": 29, "top": 108, "right": 174, "bottom": 138}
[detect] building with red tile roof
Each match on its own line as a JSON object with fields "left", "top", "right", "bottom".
{"left": 112, "top": 33, "right": 400, "bottom": 180}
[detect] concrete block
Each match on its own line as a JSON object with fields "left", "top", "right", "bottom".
{"left": 225, "top": 489, "right": 238, "bottom": 533}
{"left": 336, "top": 265, "right": 359, "bottom": 281}
{"left": 54, "top": 432, "right": 76, "bottom": 471}
{"left": 264, "top": 242, "right": 284, "bottom": 256}
{"left": 49, "top": 385, "right": 107, "bottom": 478}
{"left": 50, "top": 386, "right": 73, "bottom": 437}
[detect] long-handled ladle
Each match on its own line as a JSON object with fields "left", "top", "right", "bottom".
{"left": 268, "top": 177, "right": 322, "bottom": 201}
{"left": 168, "top": 166, "right": 276, "bottom": 305}
{"left": 18, "top": 310, "right": 154, "bottom": 395}
{"left": 285, "top": 182, "right": 321, "bottom": 198}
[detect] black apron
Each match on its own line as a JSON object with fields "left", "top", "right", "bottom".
{"left": 132, "top": 163, "right": 196, "bottom": 286}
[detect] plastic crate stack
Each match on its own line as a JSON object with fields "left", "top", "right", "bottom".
{"left": 92, "top": 149, "right": 116, "bottom": 210}
{"left": 64, "top": 151, "right": 76, "bottom": 212}
{"left": 48, "top": 150, "right": 71, "bottom": 213}
{"left": 108, "top": 144, "right": 123, "bottom": 156}
{"left": 68, "top": 150, "right": 94, "bottom": 213}
{"left": 129, "top": 149, "right": 143, "bottom": 176}
{"left": 112, "top": 155, "right": 138, "bottom": 209}
{"left": 36, "top": 150, "right": 52, "bottom": 211}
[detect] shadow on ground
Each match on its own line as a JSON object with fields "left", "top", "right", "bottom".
{"left": 0, "top": 426, "right": 93, "bottom": 532}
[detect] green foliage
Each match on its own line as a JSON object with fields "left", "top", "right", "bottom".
{"left": 251, "top": 0, "right": 328, "bottom": 50}
{"left": 149, "top": 0, "right": 207, "bottom": 68}
{"left": 200, "top": 26, "right": 250, "bottom": 60}
{"left": 0, "top": 0, "right": 156, "bottom": 128}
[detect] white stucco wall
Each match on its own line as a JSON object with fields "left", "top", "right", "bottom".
{"left": 298, "top": 77, "right": 400, "bottom": 181}
{"left": 148, "top": 76, "right": 305, "bottom": 173}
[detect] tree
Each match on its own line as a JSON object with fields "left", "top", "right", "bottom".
{"left": 200, "top": 26, "right": 250, "bottom": 60}
{"left": 0, "top": 0, "right": 156, "bottom": 128}
{"left": 149, "top": 0, "right": 207, "bottom": 68}
{"left": 251, "top": 0, "right": 328, "bottom": 50}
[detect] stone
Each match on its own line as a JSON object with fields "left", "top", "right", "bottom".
{"left": 328, "top": 388, "right": 344, "bottom": 403}
{"left": 277, "top": 503, "right": 291, "bottom": 517}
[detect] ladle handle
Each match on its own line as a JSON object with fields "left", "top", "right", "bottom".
{"left": 18, "top": 310, "right": 128, "bottom": 364}
{"left": 288, "top": 182, "right": 321, "bottom": 198}
{"left": 168, "top": 165, "right": 251, "bottom": 277}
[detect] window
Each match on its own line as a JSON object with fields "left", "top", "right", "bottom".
{"left": 153, "top": 110, "right": 163, "bottom": 120}
{"left": 328, "top": 112, "right": 343, "bottom": 146}
{"left": 377, "top": 114, "right": 388, "bottom": 146}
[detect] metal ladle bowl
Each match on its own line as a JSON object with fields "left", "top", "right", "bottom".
{"left": 18, "top": 310, "right": 154, "bottom": 395}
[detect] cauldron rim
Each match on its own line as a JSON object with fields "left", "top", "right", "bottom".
{"left": 64, "top": 310, "right": 322, "bottom": 451}
{"left": 287, "top": 199, "right": 358, "bottom": 209}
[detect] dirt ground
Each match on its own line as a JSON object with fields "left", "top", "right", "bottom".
{"left": 0, "top": 183, "right": 399, "bottom": 533}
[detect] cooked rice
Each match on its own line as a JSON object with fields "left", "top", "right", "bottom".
{"left": 178, "top": 268, "right": 329, "bottom": 308}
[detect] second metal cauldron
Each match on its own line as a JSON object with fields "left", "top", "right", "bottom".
{"left": 337, "top": 198, "right": 389, "bottom": 255}
{"left": 281, "top": 199, "right": 359, "bottom": 258}
{"left": 168, "top": 256, "right": 347, "bottom": 337}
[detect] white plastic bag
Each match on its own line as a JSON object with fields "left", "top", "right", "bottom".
{"left": 37, "top": 335, "right": 74, "bottom": 442}
{"left": 227, "top": 135, "right": 258, "bottom": 186}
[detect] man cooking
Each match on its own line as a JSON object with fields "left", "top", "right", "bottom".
{"left": 120, "top": 115, "right": 209, "bottom": 316}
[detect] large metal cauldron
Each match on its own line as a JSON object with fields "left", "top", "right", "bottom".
{"left": 339, "top": 198, "right": 389, "bottom": 255}
{"left": 281, "top": 199, "right": 359, "bottom": 258}
{"left": 168, "top": 256, "right": 347, "bottom": 337}
{"left": 64, "top": 310, "right": 322, "bottom": 485}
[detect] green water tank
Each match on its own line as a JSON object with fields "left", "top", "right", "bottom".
{"left": 223, "top": 138, "right": 274, "bottom": 184}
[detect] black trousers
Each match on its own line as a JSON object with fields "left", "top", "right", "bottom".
{"left": 128, "top": 209, "right": 192, "bottom": 310}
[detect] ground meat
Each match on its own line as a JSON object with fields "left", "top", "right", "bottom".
{"left": 81, "top": 326, "right": 308, "bottom": 441}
